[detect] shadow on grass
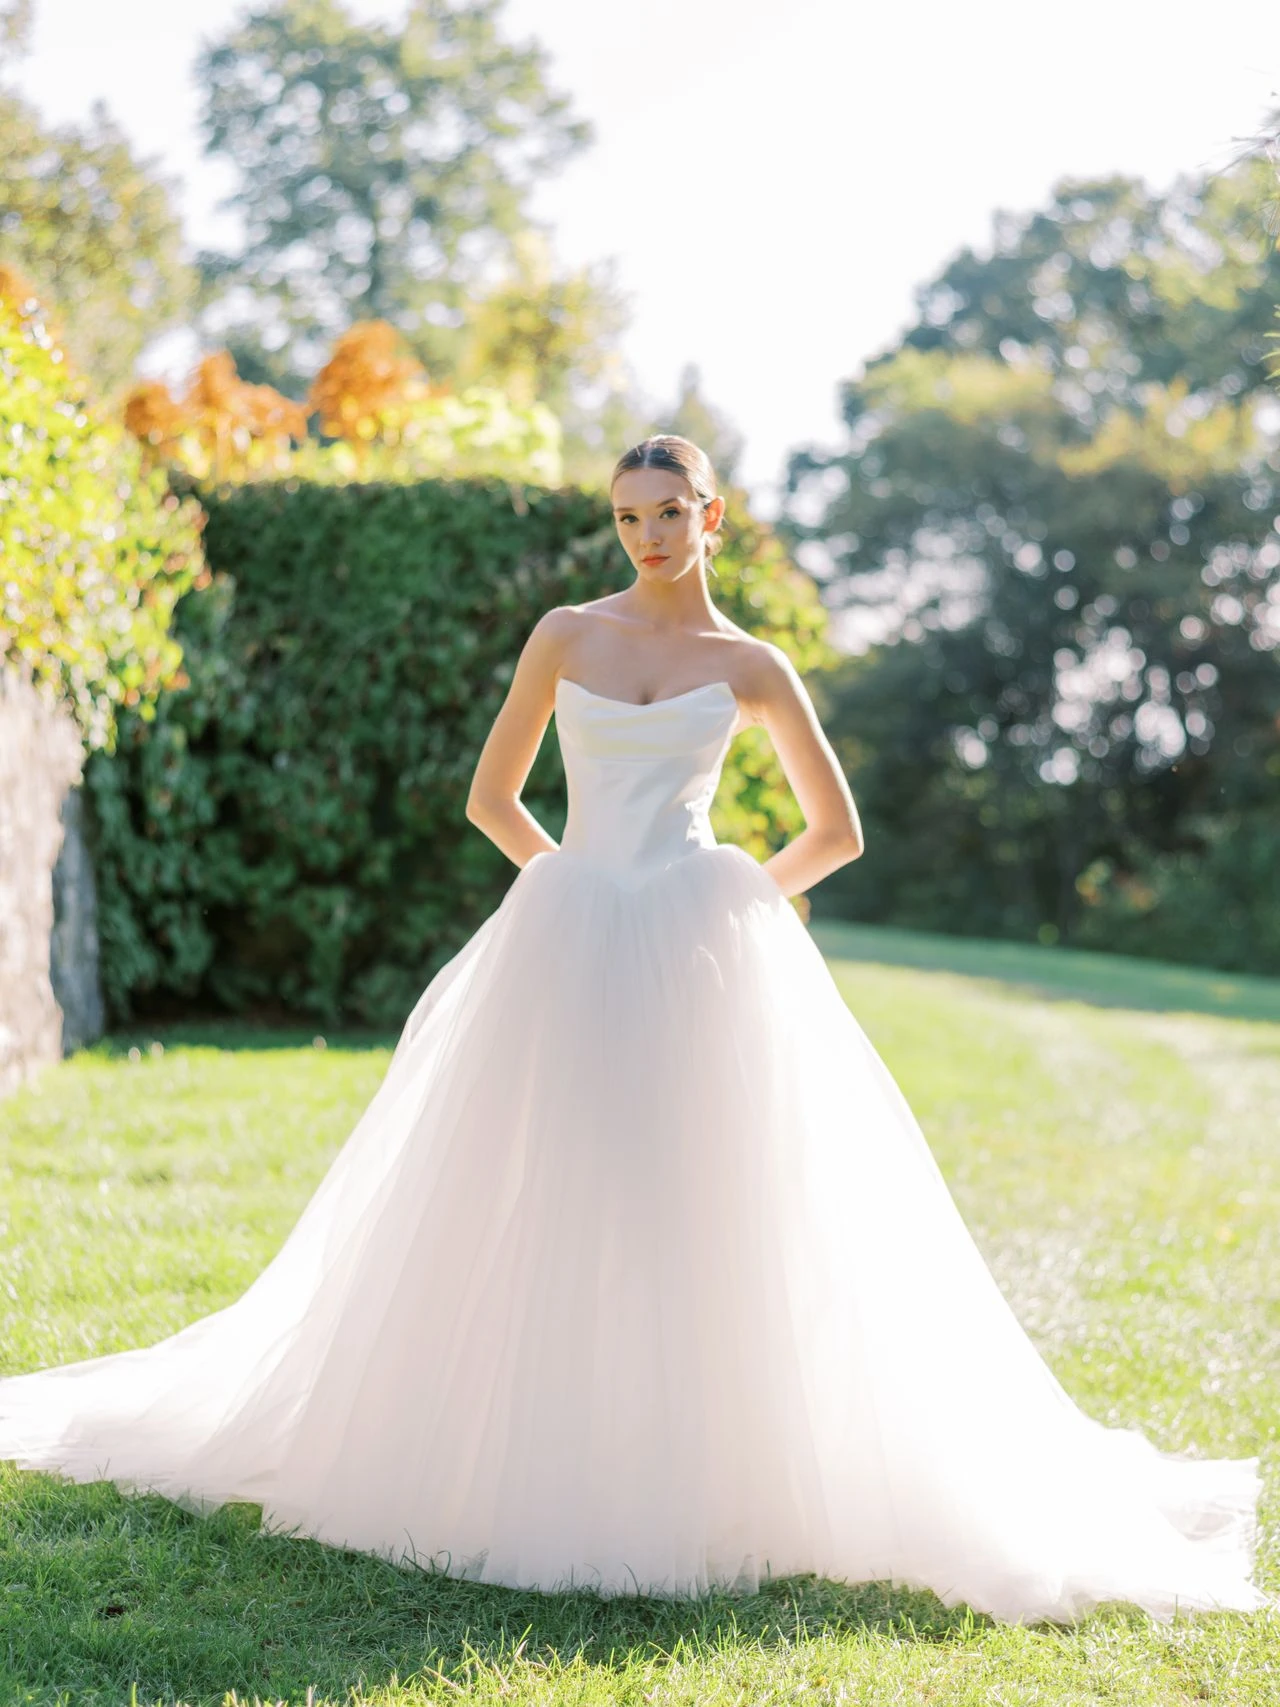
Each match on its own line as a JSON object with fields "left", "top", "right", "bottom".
{"left": 809, "top": 917, "right": 1280, "bottom": 1026}
{"left": 0, "top": 1473, "right": 1052, "bottom": 1705}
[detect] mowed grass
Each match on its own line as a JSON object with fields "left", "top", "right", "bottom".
{"left": 0, "top": 926, "right": 1278, "bottom": 1706}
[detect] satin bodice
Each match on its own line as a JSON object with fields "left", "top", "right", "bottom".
{"left": 553, "top": 677, "right": 738, "bottom": 878}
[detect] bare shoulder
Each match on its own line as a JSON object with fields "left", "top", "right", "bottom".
{"left": 731, "top": 639, "right": 811, "bottom": 725}
{"left": 519, "top": 603, "right": 595, "bottom": 666}
{"left": 570, "top": 591, "right": 630, "bottom": 616}
{"left": 528, "top": 597, "right": 623, "bottom": 650}
{"left": 525, "top": 604, "right": 579, "bottom": 646}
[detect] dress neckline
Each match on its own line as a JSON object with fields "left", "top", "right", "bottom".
{"left": 556, "top": 677, "right": 736, "bottom": 712}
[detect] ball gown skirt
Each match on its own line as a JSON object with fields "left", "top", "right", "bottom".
{"left": 0, "top": 677, "right": 1273, "bottom": 1626}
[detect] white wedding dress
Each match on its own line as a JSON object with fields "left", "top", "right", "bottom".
{"left": 0, "top": 676, "right": 1272, "bottom": 1625}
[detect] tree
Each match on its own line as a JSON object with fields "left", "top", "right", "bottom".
{"left": 123, "top": 325, "right": 566, "bottom": 487}
{"left": 651, "top": 363, "right": 745, "bottom": 484}
{"left": 901, "top": 161, "right": 1280, "bottom": 413}
{"left": 782, "top": 160, "right": 1280, "bottom": 970}
{"left": 0, "top": 0, "right": 32, "bottom": 60}
{"left": 302, "top": 319, "right": 564, "bottom": 483}
{"left": 451, "top": 232, "right": 624, "bottom": 408}
{"left": 307, "top": 319, "right": 431, "bottom": 441}
{"left": 195, "top": 0, "right": 590, "bottom": 382}
{"left": 0, "top": 93, "right": 192, "bottom": 399}
{"left": 449, "top": 229, "right": 631, "bottom": 483}
{"left": 125, "top": 352, "right": 309, "bottom": 482}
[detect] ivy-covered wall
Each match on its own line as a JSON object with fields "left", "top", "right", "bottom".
{"left": 88, "top": 476, "right": 835, "bottom": 1027}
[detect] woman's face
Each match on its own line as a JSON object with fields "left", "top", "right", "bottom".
{"left": 611, "top": 466, "right": 724, "bottom": 583}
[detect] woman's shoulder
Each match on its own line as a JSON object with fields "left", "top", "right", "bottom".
{"left": 532, "top": 597, "right": 627, "bottom": 641}
{"left": 559, "top": 593, "right": 628, "bottom": 616}
{"left": 718, "top": 629, "right": 789, "bottom": 678}
{"left": 521, "top": 603, "right": 621, "bottom": 678}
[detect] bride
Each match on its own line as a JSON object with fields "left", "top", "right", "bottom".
{"left": 0, "top": 434, "right": 1272, "bottom": 1627}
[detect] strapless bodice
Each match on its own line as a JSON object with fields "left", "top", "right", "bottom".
{"left": 553, "top": 677, "right": 738, "bottom": 880}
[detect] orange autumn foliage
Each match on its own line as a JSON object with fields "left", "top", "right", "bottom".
{"left": 123, "top": 378, "right": 189, "bottom": 458}
{"left": 186, "top": 351, "right": 309, "bottom": 441}
{"left": 123, "top": 351, "right": 308, "bottom": 479}
{"left": 0, "top": 263, "right": 39, "bottom": 311}
{"left": 306, "top": 320, "right": 431, "bottom": 445}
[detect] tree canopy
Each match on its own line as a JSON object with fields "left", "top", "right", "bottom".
{"left": 0, "top": 92, "right": 192, "bottom": 399}
{"left": 0, "top": 0, "right": 31, "bottom": 59}
{"left": 195, "top": 0, "right": 591, "bottom": 381}
{"left": 783, "top": 157, "right": 1280, "bottom": 972}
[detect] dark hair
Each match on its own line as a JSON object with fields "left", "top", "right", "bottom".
{"left": 610, "top": 434, "right": 723, "bottom": 574}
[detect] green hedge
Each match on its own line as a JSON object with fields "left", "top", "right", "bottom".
{"left": 87, "top": 477, "right": 835, "bottom": 1026}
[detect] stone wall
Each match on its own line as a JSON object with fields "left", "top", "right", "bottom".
{"left": 50, "top": 781, "right": 105, "bottom": 1053}
{"left": 0, "top": 666, "right": 103, "bottom": 1094}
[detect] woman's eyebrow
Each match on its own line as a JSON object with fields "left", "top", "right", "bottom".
{"left": 611, "top": 495, "right": 685, "bottom": 514}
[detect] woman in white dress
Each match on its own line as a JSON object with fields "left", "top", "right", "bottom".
{"left": 0, "top": 435, "right": 1272, "bottom": 1627}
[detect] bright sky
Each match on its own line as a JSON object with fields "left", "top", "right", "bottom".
{"left": 10, "top": 0, "right": 1280, "bottom": 512}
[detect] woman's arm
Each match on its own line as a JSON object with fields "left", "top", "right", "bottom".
{"left": 739, "top": 644, "right": 864, "bottom": 899}
{"left": 464, "top": 610, "right": 570, "bottom": 868}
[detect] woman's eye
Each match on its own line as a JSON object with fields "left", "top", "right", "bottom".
{"left": 619, "top": 515, "right": 636, "bottom": 525}
{"left": 662, "top": 508, "right": 679, "bottom": 518}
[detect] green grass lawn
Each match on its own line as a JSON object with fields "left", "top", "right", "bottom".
{"left": 1, "top": 925, "right": 1278, "bottom": 1705}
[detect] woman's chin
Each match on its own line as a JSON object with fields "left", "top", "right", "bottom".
{"left": 634, "top": 558, "right": 696, "bottom": 583}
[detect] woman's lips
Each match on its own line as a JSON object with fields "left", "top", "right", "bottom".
{"left": 641, "top": 555, "right": 668, "bottom": 565}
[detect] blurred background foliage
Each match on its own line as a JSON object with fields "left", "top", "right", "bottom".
{"left": 0, "top": 90, "right": 191, "bottom": 402}
{"left": 194, "top": 0, "right": 588, "bottom": 359}
{"left": 0, "top": 268, "right": 205, "bottom": 749}
{"left": 190, "top": 0, "right": 638, "bottom": 485}
{"left": 782, "top": 157, "right": 1280, "bottom": 976}
{"left": 2, "top": 0, "right": 1280, "bottom": 1026}
{"left": 123, "top": 324, "right": 565, "bottom": 487}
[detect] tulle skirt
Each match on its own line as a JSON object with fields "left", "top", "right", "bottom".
{"left": 0, "top": 843, "right": 1272, "bottom": 1624}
